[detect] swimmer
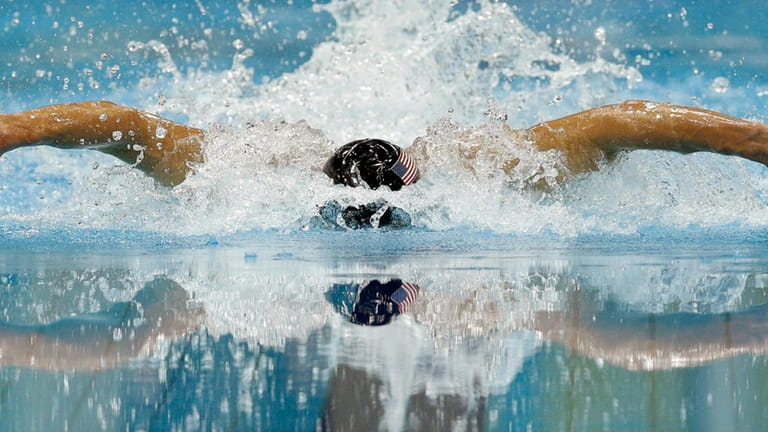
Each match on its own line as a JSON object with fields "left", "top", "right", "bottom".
{"left": 3, "top": 100, "right": 768, "bottom": 188}
{"left": 2, "top": 99, "right": 768, "bottom": 194}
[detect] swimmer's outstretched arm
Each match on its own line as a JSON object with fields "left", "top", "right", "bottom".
{"left": 531, "top": 303, "right": 768, "bottom": 370}
{"left": 0, "top": 101, "right": 205, "bottom": 186}
{"left": 527, "top": 100, "right": 768, "bottom": 173}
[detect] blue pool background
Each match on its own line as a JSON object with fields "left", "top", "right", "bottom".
{"left": 2, "top": 0, "right": 768, "bottom": 431}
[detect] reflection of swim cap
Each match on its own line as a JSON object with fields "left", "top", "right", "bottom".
{"left": 323, "top": 139, "right": 420, "bottom": 190}
{"left": 350, "top": 279, "right": 420, "bottom": 326}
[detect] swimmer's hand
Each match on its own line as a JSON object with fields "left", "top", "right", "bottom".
{"left": 312, "top": 200, "right": 411, "bottom": 230}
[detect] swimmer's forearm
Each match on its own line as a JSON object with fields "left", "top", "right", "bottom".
{"left": 2, "top": 101, "right": 145, "bottom": 150}
{"left": 0, "top": 101, "right": 206, "bottom": 186}
{"left": 528, "top": 100, "right": 768, "bottom": 171}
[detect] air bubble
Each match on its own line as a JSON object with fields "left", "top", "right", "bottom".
{"left": 99, "top": 113, "right": 108, "bottom": 122}
{"left": 112, "top": 131, "right": 123, "bottom": 141}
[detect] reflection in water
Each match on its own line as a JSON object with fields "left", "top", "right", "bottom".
{"left": 1, "top": 256, "right": 768, "bottom": 431}
{"left": 323, "top": 277, "right": 768, "bottom": 431}
{"left": 322, "top": 364, "right": 486, "bottom": 432}
{"left": 344, "top": 279, "right": 420, "bottom": 326}
{"left": 324, "top": 279, "right": 487, "bottom": 431}
{"left": 0, "top": 278, "right": 200, "bottom": 370}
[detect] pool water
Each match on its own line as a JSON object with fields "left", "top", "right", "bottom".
{"left": 2, "top": 236, "right": 768, "bottom": 431}
{"left": 2, "top": 0, "right": 768, "bottom": 431}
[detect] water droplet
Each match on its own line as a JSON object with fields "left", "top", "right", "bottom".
{"left": 155, "top": 125, "right": 168, "bottom": 139}
{"left": 112, "top": 131, "right": 123, "bottom": 140}
{"left": 710, "top": 76, "right": 729, "bottom": 93}
{"left": 593, "top": 26, "right": 606, "bottom": 43}
{"left": 112, "top": 327, "right": 123, "bottom": 341}
{"left": 99, "top": 113, "right": 108, "bottom": 122}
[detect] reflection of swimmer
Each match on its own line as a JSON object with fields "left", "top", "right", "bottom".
{"left": 336, "top": 278, "right": 768, "bottom": 370}
{"left": 348, "top": 279, "right": 420, "bottom": 326}
{"left": 2, "top": 100, "right": 768, "bottom": 191}
{"left": 0, "top": 277, "right": 202, "bottom": 370}
{"left": 531, "top": 303, "right": 768, "bottom": 370}
{"left": 323, "top": 278, "right": 768, "bottom": 431}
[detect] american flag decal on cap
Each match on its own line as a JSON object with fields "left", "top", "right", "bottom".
{"left": 391, "top": 281, "right": 420, "bottom": 313}
{"left": 390, "top": 150, "right": 420, "bottom": 185}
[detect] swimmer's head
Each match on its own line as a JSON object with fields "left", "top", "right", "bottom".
{"left": 323, "top": 139, "right": 420, "bottom": 190}
{"left": 350, "top": 279, "right": 420, "bottom": 326}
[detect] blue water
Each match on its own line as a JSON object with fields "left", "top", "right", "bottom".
{"left": 2, "top": 0, "right": 768, "bottom": 431}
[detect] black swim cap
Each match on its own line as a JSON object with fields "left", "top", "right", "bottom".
{"left": 323, "top": 139, "right": 420, "bottom": 190}
{"left": 350, "top": 279, "right": 420, "bottom": 326}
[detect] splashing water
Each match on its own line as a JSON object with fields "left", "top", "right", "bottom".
{"left": 1, "top": 0, "right": 767, "bottom": 238}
